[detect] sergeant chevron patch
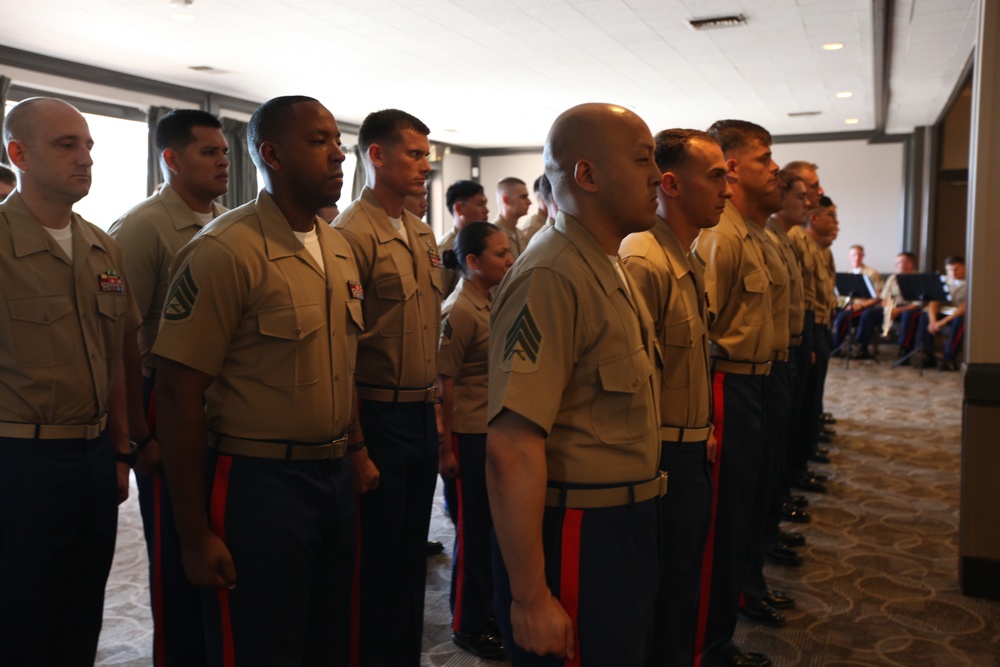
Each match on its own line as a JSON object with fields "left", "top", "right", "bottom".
{"left": 441, "top": 317, "right": 453, "bottom": 344}
{"left": 502, "top": 304, "right": 541, "bottom": 372}
{"left": 163, "top": 265, "right": 199, "bottom": 321}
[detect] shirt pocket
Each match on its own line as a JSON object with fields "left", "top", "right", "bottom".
{"left": 742, "top": 268, "right": 769, "bottom": 325}
{"left": 373, "top": 272, "right": 417, "bottom": 337}
{"left": 591, "top": 346, "right": 654, "bottom": 445}
{"left": 96, "top": 293, "right": 130, "bottom": 360}
{"left": 6, "top": 295, "right": 77, "bottom": 367}
{"left": 661, "top": 316, "right": 694, "bottom": 388}
{"left": 257, "top": 303, "right": 324, "bottom": 387}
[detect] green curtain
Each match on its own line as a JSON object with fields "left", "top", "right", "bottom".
{"left": 146, "top": 105, "right": 174, "bottom": 196}
{"left": 219, "top": 117, "right": 256, "bottom": 210}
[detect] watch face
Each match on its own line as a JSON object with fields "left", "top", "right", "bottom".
{"left": 129, "top": 440, "right": 139, "bottom": 454}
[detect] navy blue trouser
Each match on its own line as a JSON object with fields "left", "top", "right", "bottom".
{"left": 649, "top": 440, "right": 711, "bottom": 667}
{"left": 789, "top": 313, "right": 816, "bottom": 481}
{"left": 744, "top": 360, "right": 793, "bottom": 606}
{"left": 448, "top": 432, "right": 495, "bottom": 636}
{"left": 694, "top": 370, "right": 766, "bottom": 666}
{"left": 917, "top": 312, "right": 965, "bottom": 362}
{"left": 202, "top": 451, "right": 355, "bottom": 666}
{"left": 352, "top": 400, "right": 439, "bottom": 667}
{"left": 493, "top": 498, "right": 661, "bottom": 666}
{"left": 138, "top": 376, "right": 205, "bottom": 667}
{"left": 0, "top": 431, "right": 118, "bottom": 666}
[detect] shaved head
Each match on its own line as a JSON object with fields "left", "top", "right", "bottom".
{"left": 3, "top": 97, "right": 83, "bottom": 154}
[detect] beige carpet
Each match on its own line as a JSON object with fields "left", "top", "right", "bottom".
{"left": 95, "top": 358, "right": 1000, "bottom": 666}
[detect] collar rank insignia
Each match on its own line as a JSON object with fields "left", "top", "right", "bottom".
{"left": 426, "top": 241, "right": 442, "bottom": 269}
{"left": 98, "top": 270, "right": 125, "bottom": 294}
{"left": 348, "top": 280, "right": 365, "bottom": 301}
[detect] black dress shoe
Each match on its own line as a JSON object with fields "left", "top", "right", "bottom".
{"left": 452, "top": 631, "right": 507, "bottom": 660}
{"left": 781, "top": 503, "right": 811, "bottom": 523}
{"left": 779, "top": 529, "right": 806, "bottom": 547}
{"left": 426, "top": 540, "right": 445, "bottom": 556}
{"left": 850, "top": 348, "right": 872, "bottom": 360}
{"left": 817, "top": 447, "right": 830, "bottom": 456}
{"left": 738, "top": 601, "right": 786, "bottom": 627}
{"left": 821, "top": 412, "right": 836, "bottom": 424}
{"left": 765, "top": 544, "right": 804, "bottom": 566}
{"left": 810, "top": 452, "right": 831, "bottom": 464}
{"left": 719, "top": 642, "right": 772, "bottom": 667}
{"left": 817, "top": 431, "right": 833, "bottom": 444}
{"left": 939, "top": 359, "right": 958, "bottom": 371}
{"left": 821, "top": 425, "right": 836, "bottom": 436}
{"left": 792, "top": 475, "right": 827, "bottom": 493}
{"left": 804, "top": 468, "right": 829, "bottom": 481}
{"left": 763, "top": 589, "right": 796, "bottom": 609}
{"left": 788, "top": 494, "right": 809, "bottom": 508}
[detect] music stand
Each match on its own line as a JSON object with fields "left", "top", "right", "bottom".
{"left": 892, "top": 273, "right": 949, "bottom": 372}
{"left": 833, "top": 273, "right": 878, "bottom": 368}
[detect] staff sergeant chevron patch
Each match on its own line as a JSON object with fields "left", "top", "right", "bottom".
{"left": 502, "top": 304, "right": 541, "bottom": 373}
{"left": 440, "top": 317, "right": 453, "bottom": 344}
{"left": 163, "top": 266, "right": 199, "bottom": 321}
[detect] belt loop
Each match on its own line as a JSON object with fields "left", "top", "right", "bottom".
{"left": 33, "top": 424, "right": 40, "bottom": 441}
{"left": 677, "top": 427, "right": 686, "bottom": 441}
{"left": 628, "top": 484, "right": 635, "bottom": 506}
{"left": 284, "top": 443, "right": 294, "bottom": 461}
{"left": 393, "top": 387, "right": 400, "bottom": 403}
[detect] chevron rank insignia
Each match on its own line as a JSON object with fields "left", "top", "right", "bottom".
{"left": 440, "top": 317, "right": 453, "bottom": 344}
{"left": 163, "top": 266, "right": 199, "bottom": 321}
{"left": 502, "top": 304, "right": 541, "bottom": 373}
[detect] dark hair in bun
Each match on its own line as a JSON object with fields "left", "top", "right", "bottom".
{"left": 444, "top": 221, "right": 503, "bottom": 273}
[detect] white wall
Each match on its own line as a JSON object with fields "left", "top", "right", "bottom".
{"left": 432, "top": 151, "right": 473, "bottom": 237}
{"left": 772, "top": 139, "right": 905, "bottom": 275}
{"left": 479, "top": 153, "right": 546, "bottom": 221}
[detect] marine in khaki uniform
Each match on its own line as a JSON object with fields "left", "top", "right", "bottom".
{"left": 109, "top": 109, "right": 229, "bottom": 667}
{"left": 491, "top": 176, "right": 531, "bottom": 259}
{"left": 437, "top": 222, "right": 513, "bottom": 660}
{"left": 439, "top": 179, "right": 490, "bottom": 300}
{"left": 620, "top": 128, "right": 729, "bottom": 666}
{"left": 487, "top": 103, "right": 665, "bottom": 666}
{"left": 334, "top": 108, "right": 442, "bottom": 667}
{"left": 691, "top": 119, "right": 777, "bottom": 667}
{"left": 517, "top": 175, "right": 550, "bottom": 245}
{"left": 0, "top": 97, "right": 141, "bottom": 665}
{"left": 154, "top": 97, "right": 362, "bottom": 666}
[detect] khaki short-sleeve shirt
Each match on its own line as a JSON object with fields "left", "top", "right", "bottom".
{"left": 752, "top": 222, "right": 790, "bottom": 353}
{"left": 437, "top": 227, "right": 460, "bottom": 301}
{"left": 694, "top": 201, "right": 774, "bottom": 363}
{"left": 0, "top": 192, "right": 141, "bottom": 424}
{"left": 488, "top": 212, "right": 660, "bottom": 486}
{"left": 787, "top": 225, "right": 817, "bottom": 314}
{"left": 109, "top": 183, "right": 225, "bottom": 375}
{"left": 766, "top": 218, "right": 805, "bottom": 338}
{"left": 153, "top": 190, "right": 363, "bottom": 441}
{"left": 335, "top": 188, "right": 442, "bottom": 389}
{"left": 492, "top": 218, "right": 528, "bottom": 260}
{"left": 438, "top": 279, "right": 491, "bottom": 433}
{"left": 812, "top": 243, "right": 836, "bottom": 325}
{"left": 621, "top": 217, "right": 711, "bottom": 429}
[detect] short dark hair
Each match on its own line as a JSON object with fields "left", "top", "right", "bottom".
{"left": 358, "top": 109, "right": 430, "bottom": 155}
{"left": 706, "top": 119, "right": 772, "bottom": 156}
{"left": 777, "top": 168, "right": 803, "bottom": 195}
{"left": 537, "top": 173, "right": 552, "bottom": 204}
{"left": 0, "top": 164, "right": 14, "bottom": 186}
{"left": 532, "top": 175, "right": 544, "bottom": 193}
{"left": 497, "top": 176, "right": 526, "bottom": 191}
{"left": 784, "top": 160, "right": 819, "bottom": 175}
{"left": 944, "top": 255, "right": 965, "bottom": 266}
{"left": 155, "top": 109, "right": 222, "bottom": 153}
{"left": 247, "top": 96, "right": 318, "bottom": 171}
{"left": 445, "top": 180, "right": 484, "bottom": 215}
{"left": 654, "top": 128, "right": 716, "bottom": 173}
{"left": 899, "top": 251, "right": 918, "bottom": 264}
{"left": 441, "top": 221, "right": 503, "bottom": 273}
{"left": 818, "top": 195, "right": 834, "bottom": 208}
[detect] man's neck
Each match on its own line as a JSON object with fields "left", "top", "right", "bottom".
{"left": 16, "top": 188, "right": 74, "bottom": 229}
{"left": 269, "top": 187, "right": 318, "bottom": 233}
{"left": 496, "top": 212, "right": 518, "bottom": 231}
{"left": 659, "top": 207, "right": 699, "bottom": 250}
{"left": 728, "top": 189, "right": 761, "bottom": 228}
{"left": 168, "top": 182, "right": 216, "bottom": 214}
{"left": 369, "top": 182, "right": 405, "bottom": 218}
{"left": 773, "top": 212, "right": 798, "bottom": 233}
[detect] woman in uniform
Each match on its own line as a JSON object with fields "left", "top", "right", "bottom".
{"left": 437, "top": 221, "right": 514, "bottom": 661}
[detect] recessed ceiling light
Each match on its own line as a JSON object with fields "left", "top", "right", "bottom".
{"left": 845, "top": 118, "right": 860, "bottom": 125}
{"left": 823, "top": 43, "right": 845, "bottom": 51}
{"left": 836, "top": 91, "right": 853, "bottom": 98}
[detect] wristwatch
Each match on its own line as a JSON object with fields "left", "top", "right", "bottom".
{"left": 117, "top": 434, "right": 154, "bottom": 467}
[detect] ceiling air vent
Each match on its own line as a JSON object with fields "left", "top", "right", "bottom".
{"left": 788, "top": 111, "right": 822, "bottom": 117}
{"left": 689, "top": 14, "right": 747, "bottom": 30}
{"left": 188, "top": 66, "right": 229, "bottom": 74}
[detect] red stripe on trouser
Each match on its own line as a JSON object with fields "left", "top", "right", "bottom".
{"left": 152, "top": 474, "right": 166, "bottom": 667}
{"left": 451, "top": 435, "right": 465, "bottom": 633}
{"left": 951, "top": 323, "right": 965, "bottom": 357}
{"left": 903, "top": 314, "right": 917, "bottom": 349}
{"left": 209, "top": 456, "right": 236, "bottom": 667}
{"left": 349, "top": 495, "right": 363, "bottom": 667}
{"left": 693, "top": 371, "right": 727, "bottom": 667}
{"left": 560, "top": 509, "right": 584, "bottom": 667}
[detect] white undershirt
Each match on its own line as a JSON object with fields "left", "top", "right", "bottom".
{"left": 293, "top": 228, "right": 326, "bottom": 273}
{"left": 389, "top": 216, "right": 410, "bottom": 247}
{"left": 611, "top": 255, "right": 632, "bottom": 299}
{"left": 45, "top": 224, "right": 74, "bottom": 261}
{"left": 194, "top": 210, "right": 215, "bottom": 226}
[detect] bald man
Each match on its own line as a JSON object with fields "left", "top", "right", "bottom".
{"left": 0, "top": 98, "right": 141, "bottom": 664}
{"left": 155, "top": 96, "right": 362, "bottom": 665}
{"left": 487, "top": 103, "right": 664, "bottom": 666}
{"left": 493, "top": 176, "right": 531, "bottom": 258}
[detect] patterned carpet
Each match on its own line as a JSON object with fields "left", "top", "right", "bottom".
{"left": 95, "top": 357, "right": 1000, "bottom": 666}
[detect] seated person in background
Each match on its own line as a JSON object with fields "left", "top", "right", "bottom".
{"left": 832, "top": 244, "right": 884, "bottom": 353}
{"left": 856, "top": 251, "right": 920, "bottom": 360}
{"left": 917, "top": 255, "right": 967, "bottom": 371}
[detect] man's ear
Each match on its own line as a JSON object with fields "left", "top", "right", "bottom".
{"left": 660, "top": 171, "right": 680, "bottom": 198}
{"left": 162, "top": 148, "right": 180, "bottom": 174}
{"left": 573, "top": 159, "right": 598, "bottom": 193}
{"left": 367, "top": 143, "right": 384, "bottom": 169}
{"left": 6, "top": 140, "right": 27, "bottom": 171}
{"left": 260, "top": 142, "right": 281, "bottom": 172}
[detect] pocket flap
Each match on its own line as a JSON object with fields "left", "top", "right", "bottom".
{"left": 374, "top": 272, "right": 417, "bottom": 301}
{"left": 7, "top": 295, "right": 74, "bottom": 324}
{"left": 743, "top": 268, "right": 769, "bottom": 294}
{"left": 258, "top": 304, "right": 324, "bottom": 341}
{"left": 597, "top": 347, "right": 652, "bottom": 394}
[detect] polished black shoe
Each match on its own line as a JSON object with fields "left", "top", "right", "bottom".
{"left": 788, "top": 494, "right": 810, "bottom": 508}
{"left": 765, "top": 544, "right": 804, "bottom": 566}
{"left": 850, "top": 348, "right": 872, "bottom": 360}
{"left": 817, "top": 431, "right": 833, "bottom": 444}
{"left": 426, "top": 540, "right": 445, "bottom": 556}
{"left": 452, "top": 631, "right": 507, "bottom": 661}
{"left": 939, "top": 359, "right": 958, "bottom": 371}
{"left": 821, "top": 425, "right": 836, "bottom": 437}
{"left": 804, "top": 468, "right": 829, "bottom": 482}
{"left": 763, "top": 589, "right": 797, "bottom": 609}
{"left": 810, "top": 452, "right": 831, "bottom": 464}
{"left": 738, "top": 601, "right": 786, "bottom": 627}
{"left": 821, "top": 412, "right": 836, "bottom": 425}
{"left": 719, "top": 642, "right": 773, "bottom": 667}
{"left": 779, "top": 529, "right": 806, "bottom": 547}
{"left": 781, "top": 504, "right": 811, "bottom": 524}
{"left": 792, "top": 475, "right": 827, "bottom": 493}
{"left": 817, "top": 447, "right": 830, "bottom": 456}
